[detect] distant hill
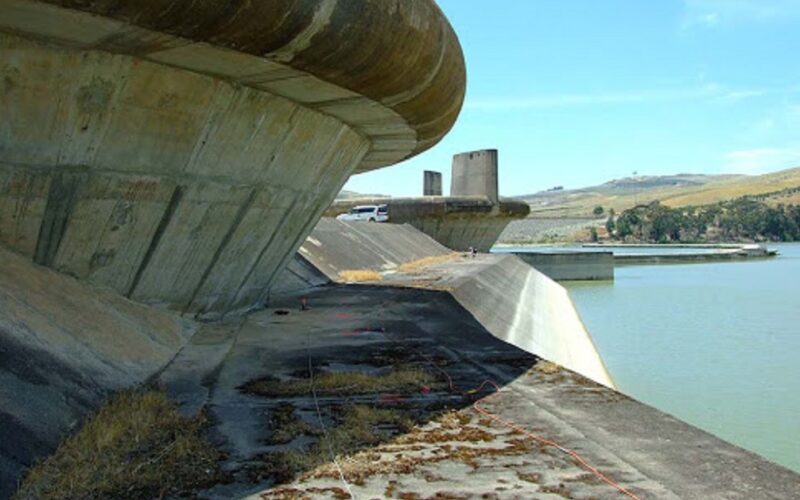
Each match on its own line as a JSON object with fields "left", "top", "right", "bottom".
{"left": 336, "top": 189, "right": 389, "bottom": 200}
{"left": 517, "top": 168, "right": 800, "bottom": 217}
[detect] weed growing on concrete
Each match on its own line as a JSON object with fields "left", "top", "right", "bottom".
{"left": 533, "top": 360, "right": 562, "bottom": 375}
{"left": 266, "top": 403, "right": 322, "bottom": 445}
{"left": 14, "top": 390, "right": 223, "bottom": 500}
{"left": 338, "top": 269, "right": 383, "bottom": 282}
{"left": 242, "top": 367, "right": 440, "bottom": 397}
{"left": 256, "top": 405, "right": 414, "bottom": 482}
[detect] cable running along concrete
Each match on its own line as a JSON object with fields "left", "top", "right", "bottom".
{"left": 306, "top": 331, "right": 356, "bottom": 499}
{"left": 376, "top": 323, "right": 642, "bottom": 499}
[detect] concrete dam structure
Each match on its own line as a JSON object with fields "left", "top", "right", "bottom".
{"left": 0, "top": 0, "right": 466, "bottom": 316}
{"left": 0, "top": 1, "right": 466, "bottom": 494}
{"left": 329, "top": 149, "right": 530, "bottom": 251}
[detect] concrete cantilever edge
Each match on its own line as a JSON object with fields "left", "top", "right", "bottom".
{"left": 0, "top": 0, "right": 466, "bottom": 315}
{"left": 328, "top": 197, "right": 531, "bottom": 252}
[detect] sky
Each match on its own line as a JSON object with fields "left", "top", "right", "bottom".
{"left": 343, "top": 0, "right": 800, "bottom": 197}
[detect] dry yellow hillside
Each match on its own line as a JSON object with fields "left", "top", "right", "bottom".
{"left": 522, "top": 167, "right": 800, "bottom": 217}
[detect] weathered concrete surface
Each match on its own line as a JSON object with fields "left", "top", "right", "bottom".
{"left": 451, "top": 149, "right": 499, "bottom": 202}
{"left": 297, "top": 219, "right": 613, "bottom": 387}
{"left": 423, "top": 170, "right": 443, "bottom": 196}
{"left": 514, "top": 251, "right": 615, "bottom": 281}
{"left": 328, "top": 197, "right": 530, "bottom": 252}
{"left": 0, "top": 0, "right": 466, "bottom": 314}
{"left": 298, "top": 218, "right": 451, "bottom": 279}
{"left": 160, "top": 285, "right": 800, "bottom": 499}
{"left": 0, "top": 246, "right": 194, "bottom": 498}
{"left": 381, "top": 254, "right": 615, "bottom": 388}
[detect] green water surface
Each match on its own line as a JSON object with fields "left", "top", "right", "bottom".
{"left": 563, "top": 243, "right": 800, "bottom": 472}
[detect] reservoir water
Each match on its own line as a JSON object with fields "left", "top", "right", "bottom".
{"left": 550, "top": 243, "right": 800, "bottom": 473}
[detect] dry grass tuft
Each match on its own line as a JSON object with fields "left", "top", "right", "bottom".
{"left": 533, "top": 360, "right": 562, "bottom": 375}
{"left": 398, "top": 253, "right": 461, "bottom": 274}
{"left": 266, "top": 403, "right": 322, "bottom": 445}
{"left": 338, "top": 269, "right": 383, "bottom": 283}
{"left": 14, "top": 390, "right": 222, "bottom": 500}
{"left": 243, "top": 368, "right": 440, "bottom": 398}
{"left": 257, "top": 405, "right": 414, "bottom": 483}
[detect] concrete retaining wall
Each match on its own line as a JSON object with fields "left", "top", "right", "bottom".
{"left": 514, "top": 252, "right": 614, "bottom": 281}
{"left": 0, "top": 247, "right": 193, "bottom": 496}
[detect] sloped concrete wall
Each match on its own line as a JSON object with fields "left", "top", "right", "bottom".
{"left": 446, "top": 255, "right": 614, "bottom": 387}
{"left": 298, "top": 218, "right": 451, "bottom": 280}
{"left": 296, "top": 220, "right": 614, "bottom": 387}
{"left": 0, "top": 247, "right": 193, "bottom": 497}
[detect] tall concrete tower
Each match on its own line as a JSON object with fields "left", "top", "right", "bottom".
{"left": 423, "top": 170, "right": 443, "bottom": 196}
{"left": 450, "top": 149, "right": 499, "bottom": 202}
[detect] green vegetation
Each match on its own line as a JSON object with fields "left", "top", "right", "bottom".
{"left": 607, "top": 198, "right": 800, "bottom": 243}
{"left": 592, "top": 205, "right": 605, "bottom": 216}
{"left": 15, "top": 391, "right": 222, "bottom": 500}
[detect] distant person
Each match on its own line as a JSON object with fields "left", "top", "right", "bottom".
{"left": 471, "top": 246, "right": 478, "bottom": 258}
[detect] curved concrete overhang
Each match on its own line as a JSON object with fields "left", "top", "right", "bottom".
{"left": 0, "top": 1, "right": 466, "bottom": 314}
{"left": 0, "top": 0, "right": 466, "bottom": 172}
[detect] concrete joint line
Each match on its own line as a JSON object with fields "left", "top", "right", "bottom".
{"left": 126, "top": 184, "right": 184, "bottom": 298}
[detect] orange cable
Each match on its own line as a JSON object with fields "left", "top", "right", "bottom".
{"left": 380, "top": 327, "right": 642, "bottom": 500}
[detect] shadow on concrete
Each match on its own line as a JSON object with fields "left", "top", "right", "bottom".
{"left": 172, "top": 284, "right": 563, "bottom": 498}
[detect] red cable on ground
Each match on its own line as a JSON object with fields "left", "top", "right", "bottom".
{"left": 382, "top": 328, "right": 642, "bottom": 500}
{"left": 470, "top": 380, "right": 642, "bottom": 500}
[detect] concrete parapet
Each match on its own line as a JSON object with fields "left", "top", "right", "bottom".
{"left": 328, "top": 197, "right": 530, "bottom": 252}
{"left": 451, "top": 149, "right": 499, "bottom": 202}
{"left": 424, "top": 170, "right": 443, "bottom": 196}
{"left": 514, "top": 251, "right": 614, "bottom": 281}
{"left": 0, "top": 1, "right": 466, "bottom": 315}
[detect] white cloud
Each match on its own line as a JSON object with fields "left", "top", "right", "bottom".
{"left": 724, "top": 147, "right": 800, "bottom": 174}
{"left": 465, "top": 84, "right": 768, "bottom": 111}
{"left": 682, "top": 0, "right": 800, "bottom": 29}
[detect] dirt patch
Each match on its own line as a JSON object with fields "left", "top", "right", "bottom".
{"left": 533, "top": 360, "right": 562, "bottom": 375}
{"left": 339, "top": 269, "right": 383, "bottom": 283}
{"left": 14, "top": 390, "right": 224, "bottom": 500}
{"left": 397, "top": 253, "right": 462, "bottom": 273}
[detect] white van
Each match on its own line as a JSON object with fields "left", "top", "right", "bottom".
{"left": 336, "top": 204, "right": 389, "bottom": 222}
